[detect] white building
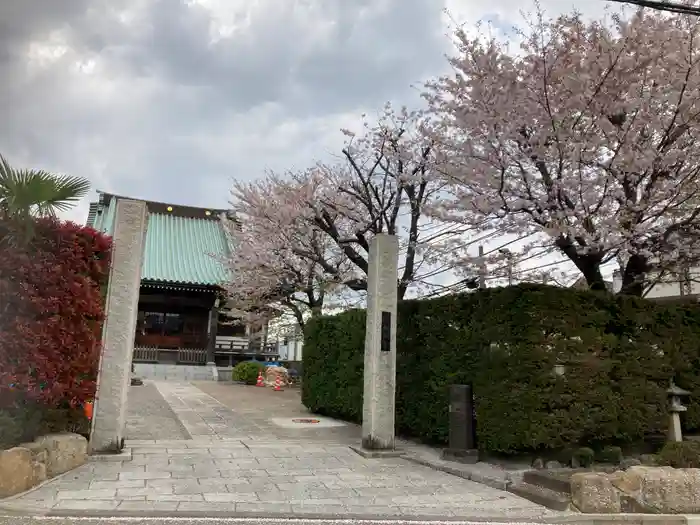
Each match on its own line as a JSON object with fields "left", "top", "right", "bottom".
{"left": 612, "top": 268, "right": 700, "bottom": 301}
{"left": 276, "top": 324, "right": 304, "bottom": 362}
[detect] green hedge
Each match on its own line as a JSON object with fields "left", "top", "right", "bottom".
{"left": 302, "top": 284, "right": 700, "bottom": 454}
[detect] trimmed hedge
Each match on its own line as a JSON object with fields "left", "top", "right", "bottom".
{"left": 302, "top": 284, "right": 700, "bottom": 454}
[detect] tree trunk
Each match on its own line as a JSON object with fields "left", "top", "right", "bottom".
{"left": 310, "top": 305, "right": 323, "bottom": 317}
{"left": 285, "top": 301, "right": 306, "bottom": 331}
{"left": 579, "top": 256, "right": 608, "bottom": 292}
{"left": 397, "top": 281, "right": 408, "bottom": 300}
{"left": 619, "top": 254, "right": 650, "bottom": 297}
{"left": 555, "top": 236, "right": 607, "bottom": 291}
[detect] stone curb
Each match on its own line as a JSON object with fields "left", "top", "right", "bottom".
{"left": 542, "top": 516, "right": 690, "bottom": 524}
{"left": 88, "top": 447, "right": 133, "bottom": 462}
{"left": 402, "top": 453, "right": 512, "bottom": 490}
{"left": 400, "top": 454, "right": 698, "bottom": 524}
{"left": 0, "top": 505, "right": 695, "bottom": 524}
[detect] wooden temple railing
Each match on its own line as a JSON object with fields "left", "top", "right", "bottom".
{"left": 214, "top": 336, "right": 279, "bottom": 356}
{"left": 133, "top": 341, "right": 280, "bottom": 366}
{"left": 133, "top": 346, "right": 207, "bottom": 365}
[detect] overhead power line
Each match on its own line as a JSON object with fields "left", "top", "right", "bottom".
{"left": 607, "top": 0, "right": 700, "bottom": 15}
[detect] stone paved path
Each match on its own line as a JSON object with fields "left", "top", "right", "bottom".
{"left": 125, "top": 383, "right": 190, "bottom": 440}
{"left": 0, "top": 381, "right": 560, "bottom": 520}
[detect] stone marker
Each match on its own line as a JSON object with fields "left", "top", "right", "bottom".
{"left": 352, "top": 234, "right": 401, "bottom": 458}
{"left": 89, "top": 199, "right": 147, "bottom": 454}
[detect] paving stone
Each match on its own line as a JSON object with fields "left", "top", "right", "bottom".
{"left": 290, "top": 504, "right": 349, "bottom": 515}
{"left": 153, "top": 463, "right": 195, "bottom": 473}
{"left": 219, "top": 477, "right": 251, "bottom": 486}
{"left": 195, "top": 479, "right": 230, "bottom": 492}
{"left": 116, "top": 487, "right": 152, "bottom": 498}
{"left": 53, "top": 500, "right": 119, "bottom": 510}
{"left": 20, "top": 486, "right": 58, "bottom": 498}
{"left": 398, "top": 505, "right": 457, "bottom": 517}
{"left": 148, "top": 493, "right": 204, "bottom": 502}
{"left": 276, "top": 481, "right": 328, "bottom": 492}
{"left": 346, "top": 505, "right": 404, "bottom": 516}
{"left": 235, "top": 502, "right": 293, "bottom": 513}
{"left": 118, "top": 501, "right": 179, "bottom": 511}
{"left": 392, "top": 495, "right": 441, "bottom": 506}
{"left": 119, "top": 471, "right": 172, "bottom": 480}
{"left": 56, "top": 489, "right": 116, "bottom": 500}
{"left": 177, "top": 501, "right": 237, "bottom": 512}
{"left": 173, "top": 483, "right": 212, "bottom": 495}
{"left": 90, "top": 480, "right": 146, "bottom": 490}
{"left": 218, "top": 469, "right": 270, "bottom": 479}
{"left": 203, "top": 492, "right": 259, "bottom": 503}
{"left": 213, "top": 459, "right": 260, "bottom": 469}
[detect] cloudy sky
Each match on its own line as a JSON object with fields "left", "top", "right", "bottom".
{"left": 1, "top": 0, "right": 609, "bottom": 225}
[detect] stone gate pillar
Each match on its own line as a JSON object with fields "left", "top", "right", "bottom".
{"left": 89, "top": 199, "right": 147, "bottom": 454}
{"left": 352, "top": 233, "right": 401, "bottom": 457}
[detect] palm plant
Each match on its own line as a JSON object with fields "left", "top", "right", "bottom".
{"left": 0, "top": 154, "right": 91, "bottom": 220}
{"left": 0, "top": 154, "right": 91, "bottom": 246}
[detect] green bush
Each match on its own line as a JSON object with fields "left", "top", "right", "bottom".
{"left": 0, "top": 410, "right": 25, "bottom": 450}
{"left": 303, "top": 284, "right": 700, "bottom": 454}
{"left": 232, "top": 361, "right": 265, "bottom": 385}
{"left": 1, "top": 404, "right": 90, "bottom": 450}
{"left": 597, "top": 445, "right": 623, "bottom": 465}
{"left": 657, "top": 441, "right": 700, "bottom": 468}
{"left": 573, "top": 447, "right": 595, "bottom": 468}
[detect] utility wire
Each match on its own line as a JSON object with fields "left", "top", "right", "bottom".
{"left": 607, "top": 0, "right": 700, "bottom": 15}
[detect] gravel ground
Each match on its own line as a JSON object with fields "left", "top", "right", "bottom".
{"left": 124, "top": 382, "right": 190, "bottom": 440}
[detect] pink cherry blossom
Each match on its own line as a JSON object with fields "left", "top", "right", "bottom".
{"left": 424, "top": 6, "right": 700, "bottom": 295}
{"left": 221, "top": 177, "right": 353, "bottom": 329}
{"left": 224, "top": 104, "right": 464, "bottom": 304}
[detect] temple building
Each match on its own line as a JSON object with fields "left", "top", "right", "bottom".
{"left": 86, "top": 191, "right": 279, "bottom": 380}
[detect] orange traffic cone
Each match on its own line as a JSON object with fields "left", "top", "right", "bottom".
{"left": 256, "top": 371, "right": 265, "bottom": 387}
{"left": 84, "top": 400, "right": 94, "bottom": 421}
{"left": 273, "top": 375, "right": 283, "bottom": 391}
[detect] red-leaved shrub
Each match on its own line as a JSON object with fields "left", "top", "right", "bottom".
{"left": 0, "top": 217, "right": 111, "bottom": 413}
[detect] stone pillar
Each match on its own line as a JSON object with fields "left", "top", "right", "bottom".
{"left": 355, "top": 233, "right": 401, "bottom": 457}
{"left": 89, "top": 199, "right": 147, "bottom": 454}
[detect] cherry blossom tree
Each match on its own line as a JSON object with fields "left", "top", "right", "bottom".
{"left": 281, "top": 104, "right": 459, "bottom": 300}
{"left": 222, "top": 179, "right": 352, "bottom": 330}
{"left": 424, "top": 6, "right": 700, "bottom": 295}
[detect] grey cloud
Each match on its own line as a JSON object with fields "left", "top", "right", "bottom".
{"left": 0, "top": 0, "right": 450, "bottom": 222}
{"left": 76, "top": 0, "right": 447, "bottom": 115}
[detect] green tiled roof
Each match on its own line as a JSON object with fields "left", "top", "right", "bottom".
{"left": 143, "top": 213, "right": 228, "bottom": 285}
{"left": 86, "top": 193, "right": 230, "bottom": 287}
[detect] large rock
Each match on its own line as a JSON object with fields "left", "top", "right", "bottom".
{"left": 570, "top": 472, "right": 621, "bottom": 513}
{"left": 626, "top": 465, "right": 700, "bottom": 513}
{"left": 0, "top": 447, "right": 46, "bottom": 498}
{"left": 23, "top": 433, "right": 87, "bottom": 478}
{"left": 571, "top": 466, "right": 700, "bottom": 514}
